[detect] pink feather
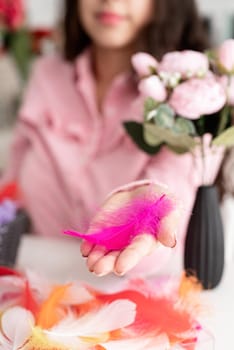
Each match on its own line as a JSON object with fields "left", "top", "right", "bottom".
{"left": 64, "top": 194, "right": 173, "bottom": 251}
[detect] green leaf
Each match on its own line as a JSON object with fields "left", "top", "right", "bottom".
{"left": 153, "top": 104, "right": 175, "bottom": 128}
{"left": 173, "top": 117, "right": 197, "bottom": 135}
{"left": 9, "top": 29, "right": 33, "bottom": 79}
{"left": 205, "top": 49, "right": 217, "bottom": 61}
{"left": 217, "top": 105, "right": 231, "bottom": 136}
{"left": 144, "top": 123, "right": 196, "bottom": 153}
{"left": 195, "top": 115, "right": 205, "bottom": 136}
{"left": 123, "top": 121, "right": 162, "bottom": 155}
{"left": 144, "top": 123, "right": 164, "bottom": 146}
{"left": 167, "top": 144, "right": 193, "bottom": 154}
{"left": 143, "top": 97, "right": 158, "bottom": 119}
{"left": 212, "top": 126, "right": 234, "bottom": 147}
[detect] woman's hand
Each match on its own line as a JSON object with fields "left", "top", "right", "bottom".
{"left": 80, "top": 182, "right": 179, "bottom": 277}
{"left": 192, "top": 134, "right": 225, "bottom": 186}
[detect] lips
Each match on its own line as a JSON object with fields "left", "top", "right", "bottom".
{"left": 97, "top": 11, "right": 126, "bottom": 25}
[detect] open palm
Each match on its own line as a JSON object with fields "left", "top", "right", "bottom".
{"left": 80, "top": 182, "right": 179, "bottom": 276}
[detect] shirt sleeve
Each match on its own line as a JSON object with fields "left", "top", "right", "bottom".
{"left": 19, "top": 59, "right": 48, "bottom": 125}
{"left": 140, "top": 148, "right": 198, "bottom": 243}
{"left": 222, "top": 148, "right": 234, "bottom": 195}
{"left": 0, "top": 59, "right": 47, "bottom": 184}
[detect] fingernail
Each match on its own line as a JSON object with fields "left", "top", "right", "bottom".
{"left": 171, "top": 238, "right": 177, "bottom": 248}
{"left": 93, "top": 270, "right": 109, "bottom": 277}
{"left": 115, "top": 270, "right": 126, "bottom": 277}
{"left": 93, "top": 271, "right": 107, "bottom": 277}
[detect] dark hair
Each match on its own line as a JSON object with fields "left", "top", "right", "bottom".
{"left": 64, "top": 0, "right": 210, "bottom": 61}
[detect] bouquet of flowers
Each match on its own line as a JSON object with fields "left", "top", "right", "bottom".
{"left": 125, "top": 39, "right": 234, "bottom": 289}
{"left": 0, "top": 266, "right": 213, "bottom": 350}
{"left": 126, "top": 40, "right": 234, "bottom": 158}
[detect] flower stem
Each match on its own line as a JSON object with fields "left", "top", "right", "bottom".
{"left": 201, "top": 141, "right": 206, "bottom": 185}
{"left": 217, "top": 105, "right": 230, "bottom": 136}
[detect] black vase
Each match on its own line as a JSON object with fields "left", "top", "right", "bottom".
{"left": 184, "top": 185, "right": 224, "bottom": 289}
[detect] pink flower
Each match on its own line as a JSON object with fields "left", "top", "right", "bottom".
{"left": 158, "top": 50, "right": 209, "bottom": 79}
{"left": 138, "top": 76, "right": 167, "bottom": 102}
{"left": 0, "top": 0, "right": 24, "bottom": 29}
{"left": 131, "top": 52, "right": 158, "bottom": 77}
{"left": 219, "top": 75, "right": 234, "bottom": 106}
{"left": 169, "top": 77, "right": 226, "bottom": 119}
{"left": 217, "top": 39, "right": 234, "bottom": 73}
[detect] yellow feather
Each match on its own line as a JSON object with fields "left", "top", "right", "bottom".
{"left": 25, "top": 327, "right": 68, "bottom": 350}
{"left": 80, "top": 332, "right": 110, "bottom": 344}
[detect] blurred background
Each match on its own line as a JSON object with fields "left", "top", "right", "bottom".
{"left": 1, "top": 0, "right": 234, "bottom": 170}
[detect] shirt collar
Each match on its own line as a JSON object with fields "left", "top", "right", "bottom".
{"left": 75, "top": 48, "right": 138, "bottom": 98}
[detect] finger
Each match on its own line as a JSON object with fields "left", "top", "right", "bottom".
{"left": 92, "top": 251, "right": 120, "bottom": 276}
{"left": 87, "top": 245, "right": 107, "bottom": 271}
{"left": 80, "top": 241, "right": 94, "bottom": 257}
{"left": 114, "top": 234, "right": 155, "bottom": 275}
{"left": 203, "top": 133, "right": 212, "bottom": 147}
{"left": 157, "top": 208, "right": 179, "bottom": 248}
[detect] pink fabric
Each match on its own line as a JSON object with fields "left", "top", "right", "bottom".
{"left": 3, "top": 50, "right": 200, "bottom": 242}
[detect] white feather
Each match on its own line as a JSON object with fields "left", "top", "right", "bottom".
{"left": 61, "top": 283, "right": 94, "bottom": 305}
{"left": 1, "top": 307, "right": 34, "bottom": 350}
{"left": 0, "top": 331, "right": 11, "bottom": 350}
{"left": 0, "top": 276, "right": 25, "bottom": 307}
{"left": 25, "top": 269, "right": 52, "bottom": 300}
{"left": 44, "top": 299, "right": 136, "bottom": 337}
{"left": 101, "top": 334, "right": 170, "bottom": 350}
{"left": 46, "top": 333, "right": 89, "bottom": 350}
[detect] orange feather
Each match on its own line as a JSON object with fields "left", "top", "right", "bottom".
{"left": 36, "top": 284, "right": 71, "bottom": 329}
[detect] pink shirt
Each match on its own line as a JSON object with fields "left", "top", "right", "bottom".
{"left": 4, "top": 50, "right": 200, "bottom": 240}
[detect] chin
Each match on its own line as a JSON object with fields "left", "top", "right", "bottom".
{"left": 91, "top": 27, "right": 134, "bottom": 48}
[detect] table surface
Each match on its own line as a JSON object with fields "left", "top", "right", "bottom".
{"left": 16, "top": 235, "right": 234, "bottom": 350}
